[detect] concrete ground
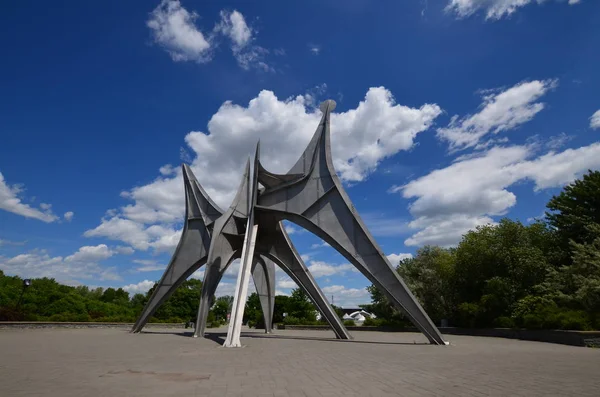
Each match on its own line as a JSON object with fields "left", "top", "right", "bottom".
{"left": 0, "top": 327, "right": 598, "bottom": 397}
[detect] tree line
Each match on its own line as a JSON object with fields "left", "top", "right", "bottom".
{"left": 0, "top": 276, "right": 204, "bottom": 324}
{"left": 1, "top": 170, "right": 598, "bottom": 330}
{"left": 0, "top": 271, "right": 322, "bottom": 326}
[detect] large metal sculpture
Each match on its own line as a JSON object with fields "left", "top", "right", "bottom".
{"left": 132, "top": 100, "right": 447, "bottom": 346}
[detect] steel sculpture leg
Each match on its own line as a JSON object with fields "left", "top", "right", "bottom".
{"left": 194, "top": 245, "right": 238, "bottom": 337}
{"left": 256, "top": 101, "right": 446, "bottom": 345}
{"left": 132, "top": 164, "right": 221, "bottom": 333}
{"left": 255, "top": 217, "right": 352, "bottom": 340}
{"left": 132, "top": 260, "right": 205, "bottom": 333}
{"left": 224, "top": 223, "right": 259, "bottom": 348}
{"left": 252, "top": 256, "right": 276, "bottom": 333}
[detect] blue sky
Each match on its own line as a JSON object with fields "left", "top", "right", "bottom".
{"left": 1, "top": 0, "right": 599, "bottom": 307}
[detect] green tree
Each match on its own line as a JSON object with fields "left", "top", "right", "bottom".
{"left": 364, "top": 284, "right": 398, "bottom": 322}
{"left": 286, "top": 288, "right": 316, "bottom": 323}
{"left": 453, "top": 219, "right": 552, "bottom": 327}
{"left": 44, "top": 294, "right": 90, "bottom": 322}
{"left": 149, "top": 278, "right": 203, "bottom": 322}
{"left": 273, "top": 295, "right": 290, "bottom": 323}
{"left": 569, "top": 224, "right": 600, "bottom": 315}
{"left": 212, "top": 295, "right": 233, "bottom": 322}
{"left": 397, "top": 246, "right": 456, "bottom": 324}
{"left": 0, "top": 273, "right": 205, "bottom": 324}
{"left": 546, "top": 170, "right": 600, "bottom": 262}
{"left": 243, "top": 292, "right": 263, "bottom": 327}
{"left": 129, "top": 293, "right": 148, "bottom": 316}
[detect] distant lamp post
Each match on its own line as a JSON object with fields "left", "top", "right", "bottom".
{"left": 15, "top": 279, "right": 32, "bottom": 318}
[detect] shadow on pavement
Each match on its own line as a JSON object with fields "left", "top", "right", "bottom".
{"left": 240, "top": 332, "right": 430, "bottom": 346}
{"left": 138, "top": 330, "right": 227, "bottom": 345}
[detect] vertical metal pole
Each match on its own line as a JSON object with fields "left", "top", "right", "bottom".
{"left": 223, "top": 224, "right": 259, "bottom": 348}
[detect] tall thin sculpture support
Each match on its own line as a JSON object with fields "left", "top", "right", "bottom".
{"left": 255, "top": 100, "right": 447, "bottom": 345}
{"left": 252, "top": 256, "right": 276, "bottom": 333}
{"left": 223, "top": 158, "right": 259, "bottom": 348}
{"left": 224, "top": 224, "right": 258, "bottom": 347}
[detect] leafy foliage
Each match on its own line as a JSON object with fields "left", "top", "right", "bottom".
{"left": 246, "top": 288, "right": 319, "bottom": 328}
{"left": 397, "top": 246, "right": 456, "bottom": 324}
{"left": 0, "top": 276, "right": 206, "bottom": 324}
{"left": 212, "top": 295, "right": 233, "bottom": 322}
{"left": 243, "top": 292, "right": 264, "bottom": 328}
{"left": 546, "top": 170, "right": 600, "bottom": 256}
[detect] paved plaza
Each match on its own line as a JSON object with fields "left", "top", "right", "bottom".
{"left": 1, "top": 327, "right": 599, "bottom": 397}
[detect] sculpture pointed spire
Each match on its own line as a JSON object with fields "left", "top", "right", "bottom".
{"left": 182, "top": 164, "right": 223, "bottom": 225}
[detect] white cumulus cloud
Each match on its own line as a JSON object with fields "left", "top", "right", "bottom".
{"left": 147, "top": 0, "right": 213, "bottom": 63}
{"left": 0, "top": 245, "right": 121, "bottom": 283}
{"left": 307, "top": 261, "right": 357, "bottom": 278}
{"left": 147, "top": 2, "right": 270, "bottom": 70}
{"left": 216, "top": 10, "right": 252, "bottom": 48}
{"left": 84, "top": 216, "right": 181, "bottom": 253}
{"left": 115, "top": 246, "right": 135, "bottom": 255}
{"left": 322, "top": 285, "right": 370, "bottom": 307}
{"left": 64, "top": 244, "right": 115, "bottom": 263}
{"left": 0, "top": 172, "right": 60, "bottom": 222}
{"left": 133, "top": 259, "right": 166, "bottom": 272}
{"left": 310, "top": 242, "right": 330, "bottom": 249}
{"left": 394, "top": 142, "right": 600, "bottom": 247}
{"left": 386, "top": 253, "right": 413, "bottom": 264}
{"left": 215, "top": 10, "right": 270, "bottom": 71}
{"left": 446, "top": 0, "right": 581, "bottom": 20}
{"left": 437, "top": 80, "right": 557, "bottom": 151}
{"left": 590, "top": 109, "right": 600, "bottom": 129}
{"left": 122, "top": 280, "right": 155, "bottom": 296}
{"left": 277, "top": 278, "right": 297, "bottom": 289}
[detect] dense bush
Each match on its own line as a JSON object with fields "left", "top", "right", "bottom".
{"left": 0, "top": 275, "right": 210, "bottom": 324}
{"left": 362, "top": 317, "right": 381, "bottom": 326}
{"left": 360, "top": 317, "right": 410, "bottom": 328}
{"left": 493, "top": 316, "right": 515, "bottom": 329}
